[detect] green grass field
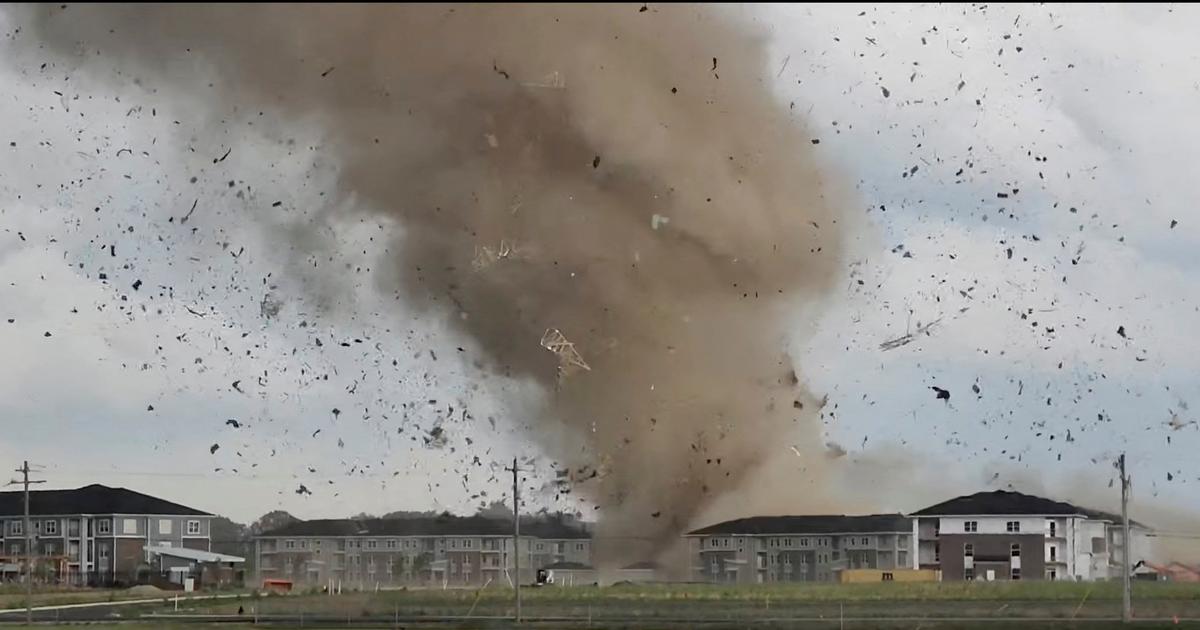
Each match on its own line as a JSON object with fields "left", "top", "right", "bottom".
{"left": 162, "top": 581, "right": 1200, "bottom": 625}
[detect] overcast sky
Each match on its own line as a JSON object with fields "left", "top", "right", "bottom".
{"left": 1, "top": 4, "right": 1197, "bottom": 525}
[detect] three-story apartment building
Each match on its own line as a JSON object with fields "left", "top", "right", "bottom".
{"left": 0, "top": 484, "right": 214, "bottom": 585}
{"left": 685, "top": 514, "right": 917, "bottom": 583}
{"left": 255, "top": 514, "right": 590, "bottom": 588}
{"left": 912, "top": 490, "right": 1151, "bottom": 581}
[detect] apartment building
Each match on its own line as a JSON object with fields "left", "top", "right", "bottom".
{"left": 255, "top": 514, "right": 590, "bottom": 588}
{"left": 684, "top": 514, "right": 917, "bottom": 583}
{"left": 912, "top": 490, "right": 1151, "bottom": 581}
{"left": 0, "top": 484, "right": 214, "bottom": 585}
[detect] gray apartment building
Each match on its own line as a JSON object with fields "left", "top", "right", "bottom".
{"left": 685, "top": 514, "right": 917, "bottom": 583}
{"left": 255, "top": 514, "right": 591, "bottom": 588}
{"left": 0, "top": 484, "right": 214, "bottom": 585}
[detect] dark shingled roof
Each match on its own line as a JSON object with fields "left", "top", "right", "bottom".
{"left": 261, "top": 515, "right": 589, "bottom": 539}
{"left": 911, "top": 490, "right": 1122, "bottom": 521}
{"left": 0, "top": 484, "right": 209, "bottom": 517}
{"left": 686, "top": 514, "right": 911, "bottom": 536}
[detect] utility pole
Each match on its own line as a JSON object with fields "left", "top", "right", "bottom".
{"left": 8, "top": 461, "right": 45, "bottom": 626}
{"left": 1119, "top": 453, "right": 1132, "bottom": 624}
{"left": 506, "top": 457, "right": 521, "bottom": 623}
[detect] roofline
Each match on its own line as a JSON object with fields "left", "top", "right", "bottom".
{"left": 255, "top": 533, "right": 586, "bottom": 539}
{"left": 0, "top": 512, "right": 213, "bottom": 519}
{"left": 684, "top": 529, "right": 913, "bottom": 537}
{"left": 912, "top": 512, "right": 1135, "bottom": 522}
{"left": 913, "top": 512, "right": 1102, "bottom": 517}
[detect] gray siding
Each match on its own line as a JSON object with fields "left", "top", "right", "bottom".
{"left": 939, "top": 533, "right": 1045, "bottom": 581}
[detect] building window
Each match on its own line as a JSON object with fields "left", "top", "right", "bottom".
{"left": 315, "top": 540, "right": 321, "bottom": 551}
{"left": 1048, "top": 521, "right": 1057, "bottom": 537}
{"left": 861, "top": 537, "right": 870, "bottom": 546}
{"left": 964, "top": 521, "right": 978, "bottom": 533}
{"left": 451, "top": 540, "right": 458, "bottom": 549}
{"left": 186, "top": 520, "right": 201, "bottom": 535}
{"left": 1011, "top": 568, "right": 1021, "bottom": 580}
{"left": 1049, "top": 546, "right": 1057, "bottom": 562}
{"left": 285, "top": 540, "right": 296, "bottom": 550}
{"left": 43, "top": 520, "right": 58, "bottom": 535}
{"left": 299, "top": 540, "right": 308, "bottom": 550}
{"left": 368, "top": 540, "right": 377, "bottom": 549}
{"left": 882, "top": 572, "right": 894, "bottom": 581}
{"left": 898, "top": 551, "right": 909, "bottom": 566}
{"left": 44, "top": 543, "right": 56, "bottom": 555}
{"left": 576, "top": 543, "right": 584, "bottom": 551}
{"left": 934, "top": 543, "right": 940, "bottom": 562}
{"left": 898, "top": 536, "right": 909, "bottom": 549}
{"left": 965, "top": 568, "right": 974, "bottom": 581}
{"left": 1011, "top": 543, "right": 1020, "bottom": 558}
{"left": 98, "top": 545, "right": 109, "bottom": 559}
{"left": 96, "top": 519, "right": 111, "bottom": 535}
{"left": 158, "top": 519, "right": 172, "bottom": 535}
{"left": 800, "top": 538, "right": 809, "bottom": 547}
{"left": 1047, "top": 569, "right": 1057, "bottom": 580}
{"left": 1007, "top": 521, "right": 1020, "bottom": 533}
{"left": 122, "top": 518, "right": 137, "bottom": 534}
{"left": 964, "top": 543, "right": 974, "bottom": 558}
{"left": 464, "top": 539, "right": 473, "bottom": 549}
{"left": 9, "top": 521, "right": 22, "bottom": 536}
{"left": 387, "top": 539, "right": 397, "bottom": 549}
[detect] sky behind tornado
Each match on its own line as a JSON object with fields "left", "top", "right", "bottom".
{"left": 0, "top": 3, "right": 1197, "bottom": 534}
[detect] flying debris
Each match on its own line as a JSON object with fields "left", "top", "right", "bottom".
{"left": 540, "top": 328, "right": 591, "bottom": 378}
{"left": 880, "top": 317, "right": 943, "bottom": 351}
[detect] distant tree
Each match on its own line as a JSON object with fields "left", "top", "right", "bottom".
{"left": 249, "top": 510, "right": 299, "bottom": 535}
{"left": 210, "top": 515, "right": 251, "bottom": 560}
{"left": 412, "top": 552, "right": 433, "bottom": 578}
{"left": 390, "top": 555, "right": 407, "bottom": 579}
{"left": 473, "top": 500, "right": 511, "bottom": 519}
{"left": 379, "top": 509, "right": 439, "bottom": 520}
{"left": 210, "top": 515, "right": 248, "bottom": 542}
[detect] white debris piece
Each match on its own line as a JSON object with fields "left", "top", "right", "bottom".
{"left": 540, "top": 328, "right": 591, "bottom": 377}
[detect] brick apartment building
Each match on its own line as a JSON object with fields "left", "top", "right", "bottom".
{"left": 685, "top": 514, "right": 917, "bottom": 583}
{"left": 255, "top": 514, "right": 590, "bottom": 588}
{"left": 0, "top": 484, "right": 214, "bottom": 585}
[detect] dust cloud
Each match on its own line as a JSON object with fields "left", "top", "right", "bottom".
{"left": 21, "top": 4, "right": 853, "bottom": 565}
